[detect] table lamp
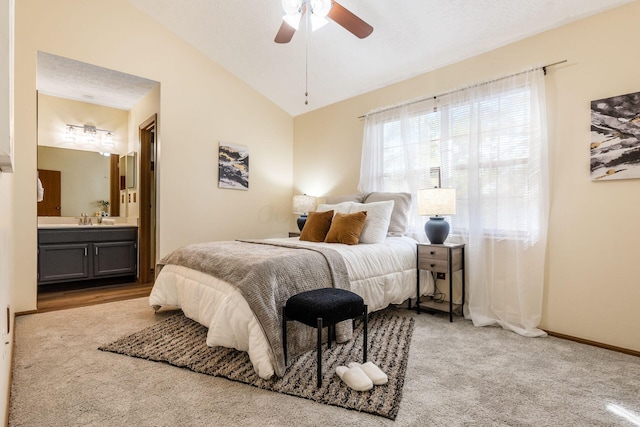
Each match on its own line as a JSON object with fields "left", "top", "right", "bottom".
{"left": 292, "top": 194, "right": 317, "bottom": 231}
{"left": 417, "top": 188, "right": 456, "bottom": 244}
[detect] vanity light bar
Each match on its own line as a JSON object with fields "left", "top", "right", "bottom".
{"left": 65, "top": 123, "right": 114, "bottom": 135}
{"left": 65, "top": 124, "right": 115, "bottom": 148}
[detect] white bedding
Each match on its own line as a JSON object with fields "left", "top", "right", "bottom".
{"left": 149, "top": 236, "right": 421, "bottom": 379}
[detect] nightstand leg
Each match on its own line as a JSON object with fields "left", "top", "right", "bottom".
{"left": 449, "top": 247, "right": 453, "bottom": 322}
{"left": 416, "top": 252, "right": 421, "bottom": 314}
{"left": 461, "top": 246, "right": 465, "bottom": 318}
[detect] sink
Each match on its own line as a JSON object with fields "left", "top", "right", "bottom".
{"left": 37, "top": 223, "right": 136, "bottom": 229}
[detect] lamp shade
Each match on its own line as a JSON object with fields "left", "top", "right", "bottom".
{"left": 292, "top": 194, "right": 317, "bottom": 214}
{"left": 417, "top": 188, "right": 456, "bottom": 216}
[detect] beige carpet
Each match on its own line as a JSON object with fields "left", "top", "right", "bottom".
{"left": 9, "top": 297, "right": 640, "bottom": 426}
{"left": 99, "top": 310, "right": 413, "bottom": 420}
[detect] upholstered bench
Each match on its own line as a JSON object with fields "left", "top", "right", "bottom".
{"left": 282, "top": 288, "right": 368, "bottom": 388}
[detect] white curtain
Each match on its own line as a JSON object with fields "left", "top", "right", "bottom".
{"left": 359, "top": 101, "right": 439, "bottom": 240}
{"left": 359, "top": 69, "right": 549, "bottom": 337}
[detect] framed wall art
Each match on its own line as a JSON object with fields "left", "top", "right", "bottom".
{"left": 590, "top": 91, "right": 640, "bottom": 181}
{"left": 218, "top": 142, "right": 249, "bottom": 190}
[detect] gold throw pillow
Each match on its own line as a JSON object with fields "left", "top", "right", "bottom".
{"left": 299, "top": 210, "right": 334, "bottom": 242}
{"left": 324, "top": 211, "right": 367, "bottom": 245}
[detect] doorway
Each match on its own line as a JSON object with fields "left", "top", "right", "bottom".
{"left": 138, "top": 115, "right": 157, "bottom": 284}
{"left": 35, "top": 51, "right": 160, "bottom": 310}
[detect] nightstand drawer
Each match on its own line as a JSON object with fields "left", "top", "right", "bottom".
{"left": 417, "top": 245, "right": 449, "bottom": 261}
{"left": 417, "top": 257, "right": 449, "bottom": 273}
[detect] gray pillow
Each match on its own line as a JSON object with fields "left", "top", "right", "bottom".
{"left": 325, "top": 193, "right": 368, "bottom": 204}
{"left": 364, "top": 192, "right": 412, "bottom": 236}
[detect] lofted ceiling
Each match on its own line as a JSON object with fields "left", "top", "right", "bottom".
{"left": 127, "top": 0, "right": 634, "bottom": 116}
{"left": 37, "top": 0, "right": 636, "bottom": 115}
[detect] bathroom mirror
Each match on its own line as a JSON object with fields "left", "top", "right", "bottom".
{"left": 37, "top": 145, "right": 119, "bottom": 217}
{"left": 126, "top": 151, "right": 136, "bottom": 189}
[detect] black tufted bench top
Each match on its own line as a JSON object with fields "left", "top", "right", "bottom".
{"left": 284, "top": 288, "right": 365, "bottom": 327}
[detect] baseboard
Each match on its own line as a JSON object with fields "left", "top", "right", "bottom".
{"left": 5, "top": 311, "right": 15, "bottom": 427}
{"left": 545, "top": 330, "right": 640, "bottom": 358}
{"left": 14, "top": 310, "right": 36, "bottom": 317}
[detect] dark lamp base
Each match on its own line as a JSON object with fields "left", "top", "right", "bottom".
{"left": 425, "top": 217, "right": 450, "bottom": 244}
{"left": 296, "top": 214, "right": 308, "bottom": 231}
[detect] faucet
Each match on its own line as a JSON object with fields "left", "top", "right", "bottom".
{"left": 78, "top": 213, "right": 92, "bottom": 226}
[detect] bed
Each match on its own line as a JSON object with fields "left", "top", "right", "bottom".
{"left": 149, "top": 192, "right": 425, "bottom": 379}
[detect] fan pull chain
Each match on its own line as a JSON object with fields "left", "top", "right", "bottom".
{"left": 305, "top": 11, "right": 309, "bottom": 106}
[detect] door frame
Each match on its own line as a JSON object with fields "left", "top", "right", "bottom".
{"left": 138, "top": 114, "right": 157, "bottom": 284}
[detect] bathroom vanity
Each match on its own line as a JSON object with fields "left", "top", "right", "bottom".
{"left": 37, "top": 225, "right": 137, "bottom": 286}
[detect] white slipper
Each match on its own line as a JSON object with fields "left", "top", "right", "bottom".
{"left": 335, "top": 365, "right": 373, "bottom": 391}
{"left": 348, "top": 361, "right": 388, "bottom": 385}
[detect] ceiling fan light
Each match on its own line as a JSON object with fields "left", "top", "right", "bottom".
{"left": 310, "top": 14, "right": 328, "bottom": 31}
{"left": 281, "top": 0, "right": 301, "bottom": 15}
{"left": 310, "top": 0, "right": 332, "bottom": 18}
{"left": 283, "top": 13, "right": 301, "bottom": 30}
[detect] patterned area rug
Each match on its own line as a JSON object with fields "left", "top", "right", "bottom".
{"left": 99, "top": 309, "right": 414, "bottom": 420}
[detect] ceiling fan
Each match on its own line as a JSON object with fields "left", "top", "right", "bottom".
{"left": 275, "top": 0, "right": 374, "bottom": 44}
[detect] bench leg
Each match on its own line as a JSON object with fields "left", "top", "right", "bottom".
{"left": 282, "top": 306, "right": 288, "bottom": 366}
{"left": 317, "top": 317, "right": 323, "bottom": 388}
{"left": 363, "top": 305, "right": 368, "bottom": 363}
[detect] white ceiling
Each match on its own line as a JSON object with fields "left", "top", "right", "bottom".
{"left": 37, "top": 0, "right": 635, "bottom": 115}
{"left": 36, "top": 52, "right": 159, "bottom": 111}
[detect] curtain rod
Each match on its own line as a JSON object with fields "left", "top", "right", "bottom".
{"left": 358, "top": 60, "right": 567, "bottom": 119}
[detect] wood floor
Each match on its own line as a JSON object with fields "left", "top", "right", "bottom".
{"left": 37, "top": 281, "right": 153, "bottom": 313}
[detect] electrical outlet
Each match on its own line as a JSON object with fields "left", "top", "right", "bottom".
{"left": 436, "top": 272, "right": 446, "bottom": 280}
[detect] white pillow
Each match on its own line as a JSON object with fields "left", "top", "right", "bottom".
{"left": 316, "top": 202, "right": 353, "bottom": 215}
{"left": 349, "top": 200, "right": 394, "bottom": 244}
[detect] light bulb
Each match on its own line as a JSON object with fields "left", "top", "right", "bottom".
{"left": 281, "top": 0, "right": 301, "bottom": 15}
{"left": 65, "top": 125, "right": 76, "bottom": 142}
{"left": 311, "top": 0, "right": 331, "bottom": 18}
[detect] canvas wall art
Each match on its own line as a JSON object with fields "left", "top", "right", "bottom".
{"left": 218, "top": 143, "right": 249, "bottom": 190}
{"left": 590, "top": 91, "right": 640, "bottom": 181}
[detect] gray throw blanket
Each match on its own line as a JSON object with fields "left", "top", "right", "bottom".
{"left": 157, "top": 239, "right": 351, "bottom": 377}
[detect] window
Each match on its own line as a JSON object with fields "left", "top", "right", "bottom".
{"left": 374, "top": 85, "right": 540, "bottom": 239}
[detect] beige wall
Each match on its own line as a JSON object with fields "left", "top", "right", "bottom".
{"left": 125, "top": 84, "right": 161, "bottom": 221}
{"left": 0, "top": 0, "right": 14, "bottom": 421}
{"left": 13, "top": 0, "right": 293, "bottom": 312}
{"left": 0, "top": 173, "right": 13, "bottom": 425}
{"left": 294, "top": 2, "right": 640, "bottom": 352}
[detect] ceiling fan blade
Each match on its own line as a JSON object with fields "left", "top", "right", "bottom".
{"left": 274, "top": 21, "right": 296, "bottom": 44}
{"left": 328, "top": 1, "right": 373, "bottom": 39}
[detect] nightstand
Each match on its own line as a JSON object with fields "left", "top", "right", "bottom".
{"left": 288, "top": 232, "right": 301, "bottom": 237}
{"left": 416, "top": 242, "right": 465, "bottom": 322}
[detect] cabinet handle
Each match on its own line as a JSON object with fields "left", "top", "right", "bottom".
{"left": 430, "top": 263, "right": 436, "bottom": 268}
{"left": 95, "top": 247, "right": 99, "bottom": 256}
{"left": 84, "top": 248, "right": 87, "bottom": 257}
{"left": 430, "top": 251, "right": 435, "bottom": 255}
